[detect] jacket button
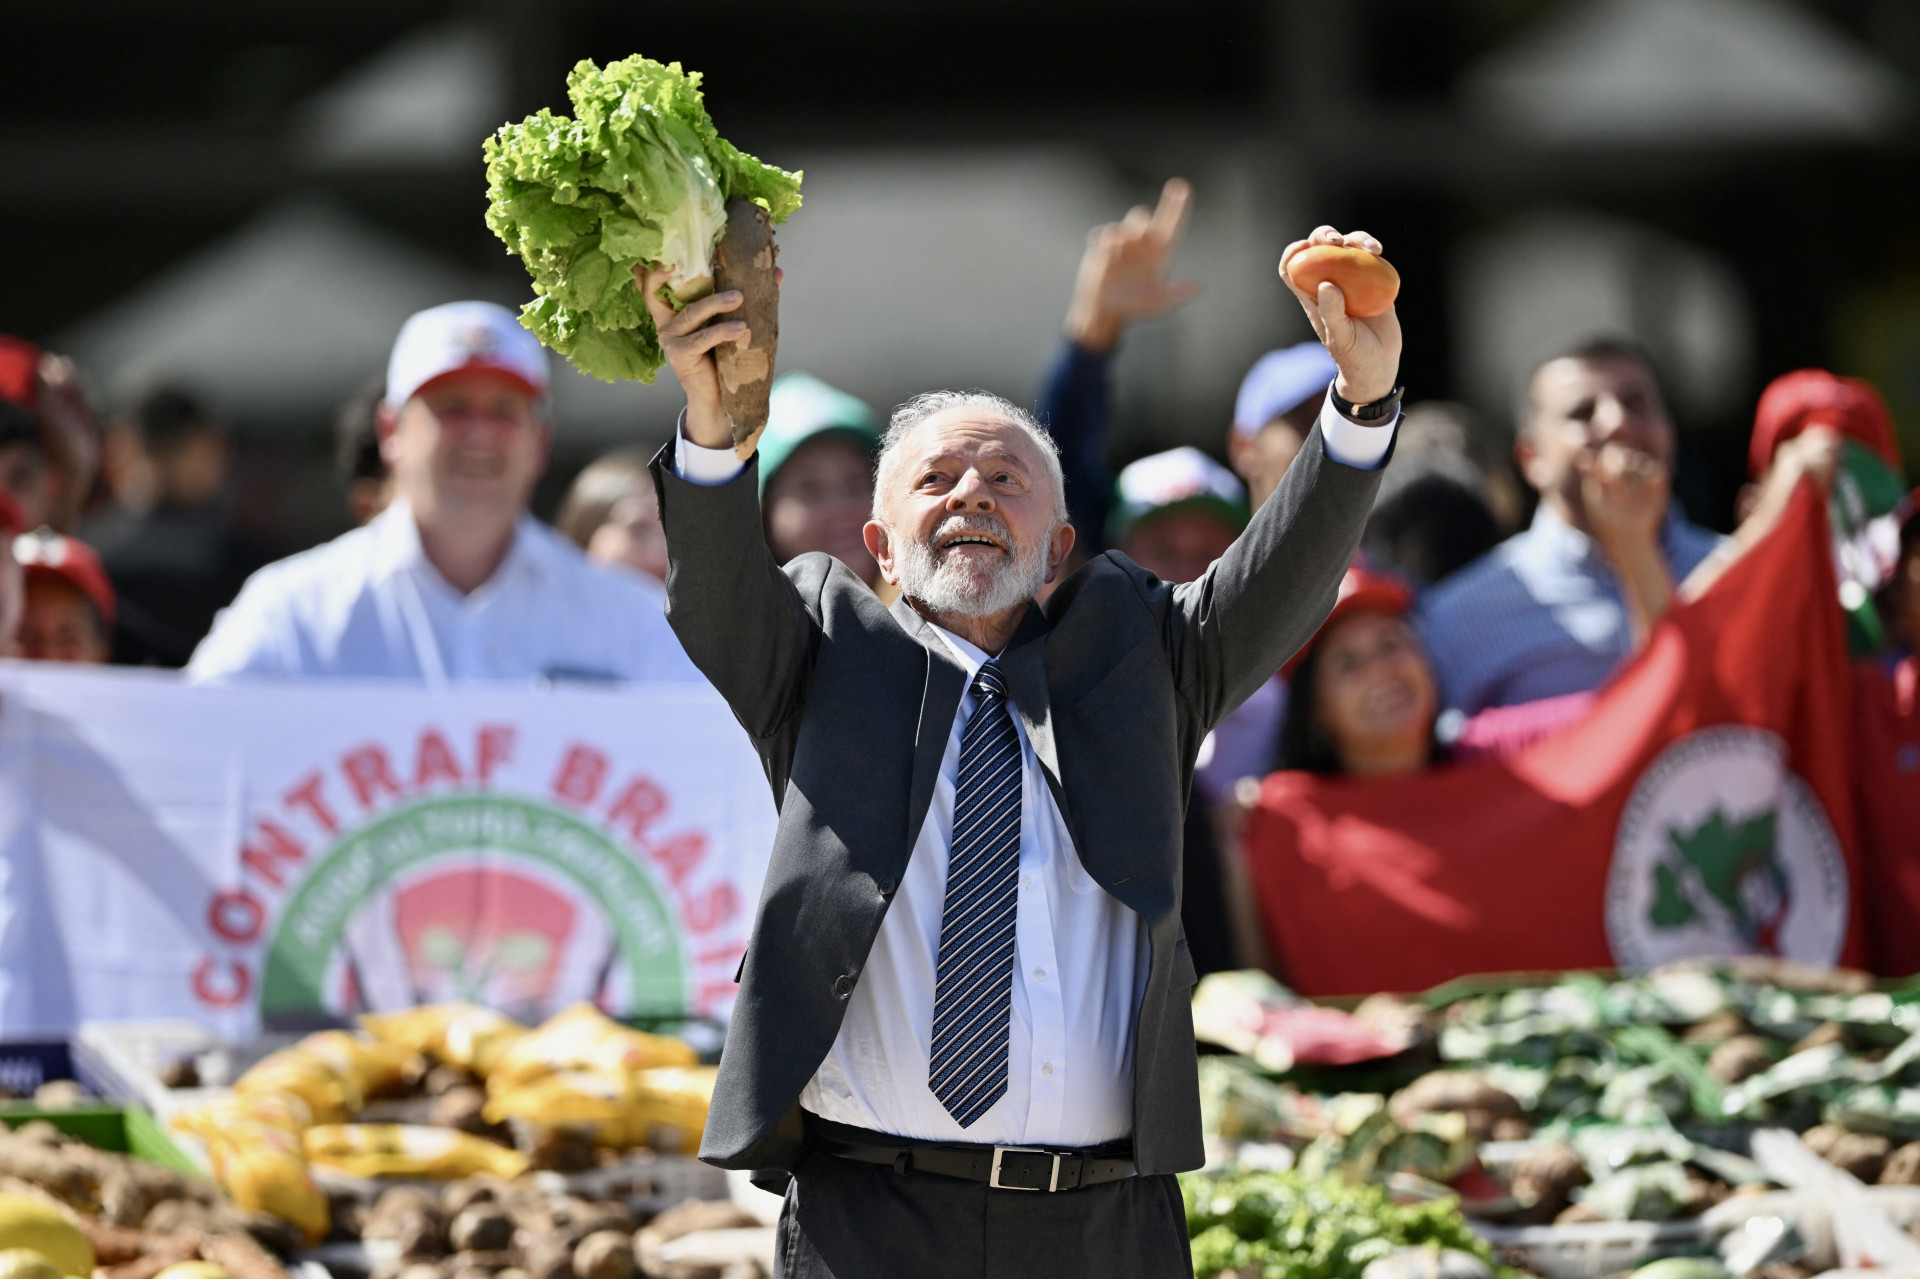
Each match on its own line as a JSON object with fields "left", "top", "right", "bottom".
{"left": 877, "top": 877, "right": 896, "bottom": 896}
{"left": 833, "top": 973, "right": 855, "bottom": 998}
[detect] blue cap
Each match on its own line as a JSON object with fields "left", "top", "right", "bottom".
{"left": 1233, "top": 341, "right": 1337, "bottom": 437}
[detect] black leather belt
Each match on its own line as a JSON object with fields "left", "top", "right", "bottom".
{"left": 804, "top": 1113, "right": 1136, "bottom": 1192}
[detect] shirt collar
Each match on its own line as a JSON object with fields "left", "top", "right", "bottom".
{"left": 1524, "top": 499, "right": 1695, "bottom": 566}
{"left": 369, "top": 498, "right": 548, "bottom": 594}
{"left": 932, "top": 625, "right": 992, "bottom": 679}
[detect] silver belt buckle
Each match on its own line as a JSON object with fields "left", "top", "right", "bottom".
{"left": 990, "top": 1146, "right": 1062, "bottom": 1191}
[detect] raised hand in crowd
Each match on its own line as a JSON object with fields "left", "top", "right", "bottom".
{"left": 1682, "top": 425, "right": 1843, "bottom": 602}
{"left": 1063, "top": 177, "right": 1201, "bottom": 354}
{"left": 1278, "top": 227, "right": 1401, "bottom": 405}
{"left": 1578, "top": 441, "right": 1674, "bottom": 644}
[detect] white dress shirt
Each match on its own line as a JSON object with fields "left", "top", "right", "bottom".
{"left": 801, "top": 627, "right": 1148, "bottom": 1146}
{"left": 673, "top": 386, "right": 1396, "bottom": 1146}
{"left": 187, "top": 499, "right": 704, "bottom": 686}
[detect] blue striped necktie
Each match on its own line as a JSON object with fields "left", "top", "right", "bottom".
{"left": 928, "top": 660, "right": 1024, "bottom": 1128}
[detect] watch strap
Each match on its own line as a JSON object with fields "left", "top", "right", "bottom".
{"left": 1331, "top": 384, "right": 1405, "bottom": 423}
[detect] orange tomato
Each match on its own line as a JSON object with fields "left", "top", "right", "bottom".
{"left": 1284, "top": 246, "right": 1400, "bottom": 318}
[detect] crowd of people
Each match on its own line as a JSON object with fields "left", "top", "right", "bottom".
{"left": 0, "top": 179, "right": 1915, "bottom": 989}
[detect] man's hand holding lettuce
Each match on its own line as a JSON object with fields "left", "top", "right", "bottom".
{"left": 483, "top": 55, "right": 801, "bottom": 398}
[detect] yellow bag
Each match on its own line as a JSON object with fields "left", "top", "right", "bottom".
{"left": 172, "top": 1092, "right": 311, "bottom": 1142}
{"left": 484, "top": 1065, "right": 715, "bottom": 1153}
{"left": 297, "top": 1030, "right": 417, "bottom": 1100}
{"left": 627, "top": 1066, "right": 717, "bottom": 1155}
{"left": 360, "top": 1003, "right": 526, "bottom": 1078}
{"left": 483, "top": 1070, "right": 637, "bottom": 1135}
{"left": 207, "top": 1141, "right": 329, "bottom": 1245}
{"left": 233, "top": 1050, "right": 358, "bottom": 1124}
{"left": 302, "top": 1124, "right": 528, "bottom": 1181}
{"left": 490, "top": 1004, "right": 697, "bottom": 1086}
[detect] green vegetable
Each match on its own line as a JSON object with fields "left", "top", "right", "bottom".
{"left": 1629, "top": 1261, "right": 1730, "bottom": 1279}
{"left": 483, "top": 55, "right": 803, "bottom": 383}
{"left": 1182, "top": 1169, "right": 1515, "bottom": 1279}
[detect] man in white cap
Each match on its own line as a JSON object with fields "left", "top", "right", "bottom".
{"left": 189, "top": 301, "right": 699, "bottom": 684}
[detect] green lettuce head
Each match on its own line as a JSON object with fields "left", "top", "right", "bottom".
{"left": 483, "top": 56, "right": 802, "bottom": 383}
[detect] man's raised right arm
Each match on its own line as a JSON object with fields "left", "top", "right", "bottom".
{"left": 642, "top": 267, "right": 818, "bottom": 741}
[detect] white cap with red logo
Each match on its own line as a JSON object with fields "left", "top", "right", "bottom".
{"left": 385, "top": 301, "right": 550, "bottom": 410}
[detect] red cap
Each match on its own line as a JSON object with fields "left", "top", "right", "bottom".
{"left": 14, "top": 531, "right": 115, "bottom": 628}
{"left": 0, "top": 337, "right": 39, "bottom": 408}
{"left": 1281, "top": 558, "right": 1415, "bottom": 680}
{"left": 1749, "top": 369, "right": 1902, "bottom": 480}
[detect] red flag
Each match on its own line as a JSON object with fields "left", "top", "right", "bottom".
{"left": 1246, "top": 486, "right": 1865, "bottom": 997}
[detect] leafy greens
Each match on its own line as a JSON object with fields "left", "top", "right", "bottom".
{"left": 483, "top": 56, "right": 802, "bottom": 383}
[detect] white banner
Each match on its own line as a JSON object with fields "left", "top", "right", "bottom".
{"left": 0, "top": 663, "right": 776, "bottom": 1041}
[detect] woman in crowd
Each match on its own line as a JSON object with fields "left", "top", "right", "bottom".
{"left": 556, "top": 447, "right": 667, "bottom": 586}
{"left": 1275, "top": 427, "right": 1841, "bottom": 778}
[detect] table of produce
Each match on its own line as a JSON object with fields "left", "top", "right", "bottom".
{"left": 1182, "top": 960, "right": 1920, "bottom": 1279}
{"left": 6, "top": 963, "right": 1920, "bottom": 1279}
{"left": 0, "top": 1003, "right": 769, "bottom": 1279}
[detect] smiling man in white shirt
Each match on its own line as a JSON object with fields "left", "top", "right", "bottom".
{"left": 189, "top": 302, "right": 701, "bottom": 686}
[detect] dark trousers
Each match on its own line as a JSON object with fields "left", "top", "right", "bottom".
{"left": 774, "top": 1146, "right": 1193, "bottom": 1278}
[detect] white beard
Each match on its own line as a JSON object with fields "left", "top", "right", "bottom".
{"left": 893, "top": 514, "right": 1049, "bottom": 618}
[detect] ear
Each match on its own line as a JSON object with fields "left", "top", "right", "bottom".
{"left": 1225, "top": 428, "right": 1253, "bottom": 479}
{"left": 1513, "top": 430, "right": 1550, "bottom": 492}
{"left": 1044, "top": 520, "right": 1077, "bottom": 584}
{"left": 376, "top": 400, "right": 403, "bottom": 470}
{"left": 864, "top": 520, "right": 900, "bottom": 586}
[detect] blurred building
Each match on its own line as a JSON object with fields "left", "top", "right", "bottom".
{"left": 5, "top": 0, "right": 1918, "bottom": 548}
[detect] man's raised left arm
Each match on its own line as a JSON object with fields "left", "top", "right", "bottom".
{"left": 1167, "top": 226, "right": 1403, "bottom": 726}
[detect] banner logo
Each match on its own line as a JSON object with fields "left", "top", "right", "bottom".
{"left": 1607, "top": 726, "right": 1846, "bottom": 967}
{"left": 260, "top": 795, "right": 686, "bottom": 1023}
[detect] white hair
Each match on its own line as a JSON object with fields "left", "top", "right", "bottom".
{"left": 873, "top": 390, "right": 1067, "bottom": 524}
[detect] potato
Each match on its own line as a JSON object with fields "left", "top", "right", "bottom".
{"left": 1881, "top": 1142, "right": 1920, "bottom": 1185}
{"left": 710, "top": 198, "right": 779, "bottom": 457}
{"left": 523, "top": 1130, "right": 595, "bottom": 1176}
{"left": 1283, "top": 245, "right": 1400, "bottom": 318}
{"left": 1821, "top": 1131, "right": 1890, "bottom": 1182}
{"left": 569, "top": 1232, "right": 634, "bottom": 1279}
{"left": 1705, "top": 1034, "right": 1774, "bottom": 1085}
{"left": 1509, "top": 1142, "right": 1588, "bottom": 1222}
{"left": 1389, "top": 1071, "right": 1522, "bottom": 1135}
{"left": 365, "top": 1188, "right": 447, "bottom": 1257}
{"left": 439, "top": 1181, "right": 498, "bottom": 1218}
{"left": 634, "top": 1200, "right": 762, "bottom": 1279}
{"left": 518, "top": 1236, "right": 572, "bottom": 1279}
{"left": 449, "top": 1209, "right": 514, "bottom": 1255}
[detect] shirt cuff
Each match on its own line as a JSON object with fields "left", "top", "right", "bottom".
{"left": 1317, "top": 389, "right": 1399, "bottom": 471}
{"left": 672, "top": 409, "right": 749, "bottom": 486}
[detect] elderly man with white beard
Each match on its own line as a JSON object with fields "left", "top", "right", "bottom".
{"left": 635, "top": 226, "right": 1404, "bottom": 1279}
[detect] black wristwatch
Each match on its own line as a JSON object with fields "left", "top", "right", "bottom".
{"left": 1331, "top": 384, "right": 1405, "bottom": 423}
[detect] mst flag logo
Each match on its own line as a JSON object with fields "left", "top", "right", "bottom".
{"left": 1607, "top": 726, "right": 1848, "bottom": 968}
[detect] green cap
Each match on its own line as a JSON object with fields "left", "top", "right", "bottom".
{"left": 757, "top": 372, "right": 882, "bottom": 496}
{"left": 1105, "top": 446, "right": 1250, "bottom": 547}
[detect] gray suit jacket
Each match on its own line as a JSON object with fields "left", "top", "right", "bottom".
{"left": 650, "top": 423, "right": 1385, "bottom": 1177}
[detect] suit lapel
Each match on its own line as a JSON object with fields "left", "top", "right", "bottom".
{"left": 890, "top": 597, "right": 967, "bottom": 850}
{"left": 998, "top": 606, "right": 1069, "bottom": 825}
